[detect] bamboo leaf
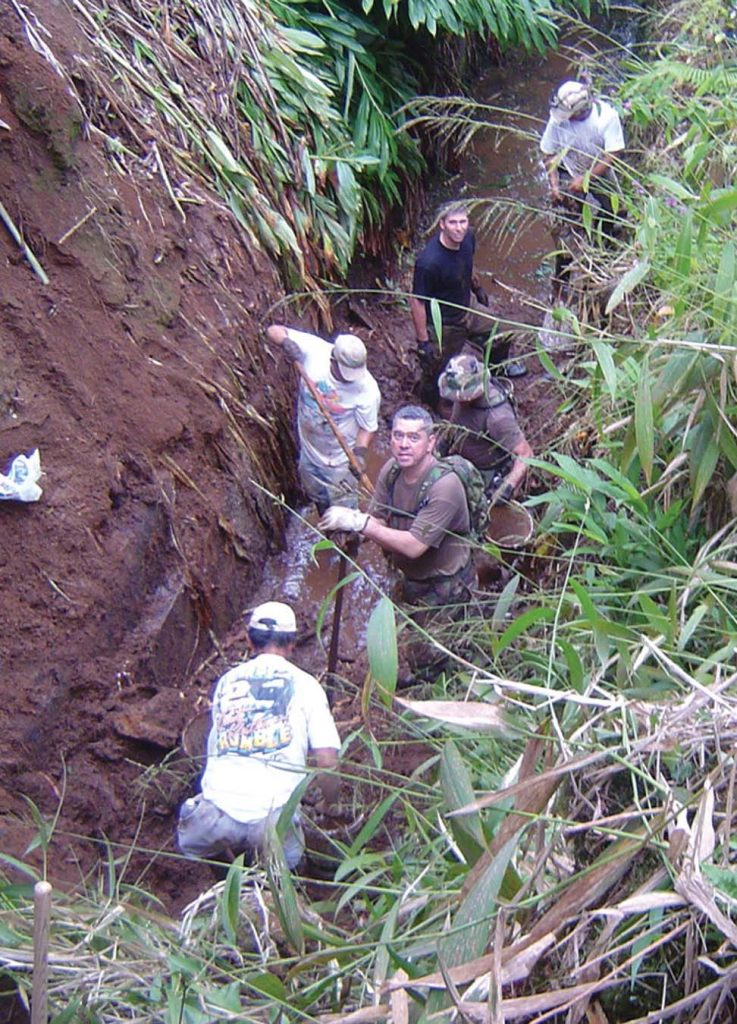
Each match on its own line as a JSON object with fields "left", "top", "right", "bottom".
{"left": 590, "top": 336, "right": 618, "bottom": 400}
{"left": 558, "top": 639, "right": 584, "bottom": 693}
{"left": 440, "top": 741, "right": 485, "bottom": 862}
{"left": 712, "top": 240, "right": 735, "bottom": 329}
{"left": 367, "top": 597, "right": 398, "bottom": 705}
{"left": 674, "top": 212, "right": 693, "bottom": 282}
{"left": 348, "top": 792, "right": 401, "bottom": 855}
{"left": 703, "top": 186, "right": 737, "bottom": 223}
{"left": 266, "top": 824, "right": 305, "bottom": 955}
{"left": 690, "top": 422, "right": 720, "bottom": 509}
{"left": 491, "top": 573, "right": 520, "bottom": 630}
{"left": 649, "top": 173, "right": 695, "bottom": 200}
{"left": 605, "top": 259, "right": 650, "bottom": 315}
{"left": 493, "top": 606, "right": 555, "bottom": 656}
{"left": 246, "top": 973, "right": 287, "bottom": 1000}
{"left": 437, "top": 835, "right": 517, "bottom": 968}
{"left": 430, "top": 298, "right": 443, "bottom": 348}
{"left": 395, "top": 698, "right": 513, "bottom": 734}
{"left": 220, "top": 856, "right": 244, "bottom": 946}
{"left": 635, "top": 360, "right": 655, "bottom": 485}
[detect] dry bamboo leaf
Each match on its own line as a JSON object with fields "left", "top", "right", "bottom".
{"left": 461, "top": 735, "right": 558, "bottom": 898}
{"left": 586, "top": 1002, "right": 610, "bottom": 1024}
{"left": 318, "top": 1008, "right": 389, "bottom": 1024}
{"left": 674, "top": 873, "right": 737, "bottom": 946}
{"left": 688, "top": 779, "right": 716, "bottom": 870}
{"left": 389, "top": 971, "right": 409, "bottom": 1024}
{"left": 449, "top": 750, "right": 606, "bottom": 816}
{"left": 610, "top": 892, "right": 685, "bottom": 914}
{"left": 394, "top": 698, "right": 512, "bottom": 733}
{"left": 383, "top": 934, "right": 555, "bottom": 992}
{"left": 509, "top": 833, "right": 646, "bottom": 958}
{"left": 453, "top": 978, "right": 620, "bottom": 1022}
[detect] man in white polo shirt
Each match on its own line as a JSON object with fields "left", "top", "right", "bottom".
{"left": 177, "top": 601, "right": 341, "bottom": 868}
{"left": 266, "top": 324, "right": 381, "bottom": 513}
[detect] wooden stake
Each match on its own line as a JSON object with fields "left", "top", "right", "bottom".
{"left": 32, "top": 880, "right": 52, "bottom": 1024}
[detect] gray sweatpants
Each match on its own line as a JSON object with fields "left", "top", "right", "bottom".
{"left": 177, "top": 794, "right": 305, "bottom": 868}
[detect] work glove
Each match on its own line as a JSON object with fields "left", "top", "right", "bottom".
{"left": 319, "top": 506, "right": 369, "bottom": 534}
{"left": 473, "top": 285, "right": 490, "bottom": 307}
{"left": 352, "top": 446, "right": 368, "bottom": 472}
{"left": 489, "top": 482, "right": 515, "bottom": 508}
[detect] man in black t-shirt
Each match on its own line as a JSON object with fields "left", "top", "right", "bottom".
{"left": 409, "top": 202, "right": 526, "bottom": 408}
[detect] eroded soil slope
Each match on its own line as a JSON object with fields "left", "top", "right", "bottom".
{"left": 0, "top": 3, "right": 555, "bottom": 908}
{"left": 0, "top": 2, "right": 306, "bottom": 893}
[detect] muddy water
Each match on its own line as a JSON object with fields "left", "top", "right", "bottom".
{"left": 258, "top": 441, "right": 394, "bottom": 662}
{"left": 463, "top": 43, "right": 580, "bottom": 303}
{"left": 258, "top": 43, "right": 583, "bottom": 667}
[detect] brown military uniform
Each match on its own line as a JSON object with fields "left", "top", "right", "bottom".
{"left": 446, "top": 381, "right": 523, "bottom": 489}
{"left": 371, "top": 458, "right": 476, "bottom": 676}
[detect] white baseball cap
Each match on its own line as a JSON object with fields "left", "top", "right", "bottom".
{"left": 333, "top": 334, "right": 368, "bottom": 382}
{"left": 248, "top": 601, "right": 297, "bottom": 634}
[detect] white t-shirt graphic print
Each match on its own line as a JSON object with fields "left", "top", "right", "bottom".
{"left": 201, "top": 652, "right": 340, "bottom": 823}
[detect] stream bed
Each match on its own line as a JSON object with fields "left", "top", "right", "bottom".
{"left": 252, "top": 40, "right": 592, "bottom": 671}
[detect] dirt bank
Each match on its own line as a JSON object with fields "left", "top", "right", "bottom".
{"left": 0, "top": 1, "right": 312, "bottom": 897}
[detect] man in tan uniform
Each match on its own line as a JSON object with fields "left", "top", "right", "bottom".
{"left": 319, "top": 406, "right": 475, "bottom": 675}
{"left": 438, "top": 353, "right": 533, "bottom": 506}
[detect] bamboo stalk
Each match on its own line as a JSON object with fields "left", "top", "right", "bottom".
{"left": 32, "top": 881, "right": 52, "bottom": 1024}
{"left": 0, "top": 199, "right": 49, "bottom": 285}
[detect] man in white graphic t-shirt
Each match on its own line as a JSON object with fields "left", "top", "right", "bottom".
{"left": 177, "top": 601, "right": 341, "bottom": 868}
{"left": 266, "top": 323, "right": 381, "bottom": 513}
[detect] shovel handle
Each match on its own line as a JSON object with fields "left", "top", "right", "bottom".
{"left": 295, "top": 362, "right": 374, "bottom": 495}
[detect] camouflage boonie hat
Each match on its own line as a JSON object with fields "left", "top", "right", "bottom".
{"left": 438, "top": 354, "right": 486, "bottom": 401}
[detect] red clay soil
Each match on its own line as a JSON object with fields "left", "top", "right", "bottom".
{"left": 0, "top": 1, "right": 310, "bottom": 902}
{"left": 0, "top": 0, "right": 419, "bottom": 907}
{"left": 0, "top": 2, "right": 555, "bottom": 912}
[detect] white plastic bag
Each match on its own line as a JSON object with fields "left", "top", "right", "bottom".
{"left": 0, "top": 449, "right": 43, "bottom": 502}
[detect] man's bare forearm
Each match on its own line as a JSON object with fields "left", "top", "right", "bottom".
{"left": 504, "top": 438, "right": 533, "bottom": 494}
{"left": 409, "top": 297, "right": 429, "bottom": 341}
{"left": 363, "top": 515, "right": 428, "bottom": 559}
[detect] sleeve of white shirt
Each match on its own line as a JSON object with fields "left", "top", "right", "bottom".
{"left": 285, "top": 328, "right": 326, "bottom": 365}
{"left": 353, "top": 378, "right": 381, "bottom": 433}
{"left": 601, "top": 105, "right": 625, "bottom": 154}
{"left": 301, "top": 675, "right": 341, "bottom": 750}
{"left": 539, "top": 118, "right": 558, "bottom": 155}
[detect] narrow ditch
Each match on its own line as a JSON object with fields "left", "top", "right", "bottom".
{"left": 171, "top": 23, "right": 639, "bottom": 898}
